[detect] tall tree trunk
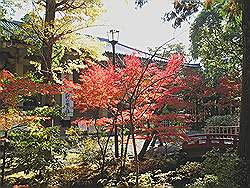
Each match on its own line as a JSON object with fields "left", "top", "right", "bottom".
{"left": 42, "top": 0, "right": 56, "bottom": 82}
{"left": 239, "top": 0, "right": 250, "bottom": 184}
{"left": 42, "top": 0, "right": 56, "bottom": 109}
{"left": 41, "top": 0, "right": 56, "bottom": 122}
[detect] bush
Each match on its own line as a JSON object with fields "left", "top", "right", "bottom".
{"left": 205, "top": 114, "right": 239, "bottom": 127}
{"left": 167, "top": 149, "right": 247, "bottom": 188}
{"left": 49, "top": 164, "right": 102, "bottom": 187}
{"left": 26, "top": 105, "right": 64, "bottom": 119}
{"left": 202, "top": 149, "right": 247, "bottom": 187}
{"left": 187, "top": 174, "right": 219, "bottom": 188}
{"left": 127, "top": 157, "right": 177, "bottom": 174}
{"left": 65, "top": 126, "right": 114, "bottom": 169}
{"left": 99, "top": 172, "right": 154, "bottom": 187}
{"left": 6, "top": 126, "right": 66, "bottom": 185}
{"left": 168, "top": 161, "right": 204, "bottom": 186}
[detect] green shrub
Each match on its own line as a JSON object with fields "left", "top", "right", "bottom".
{"left": 99, "top": 172, "right": 154, "bottom": 187}
{"left": 169, "top": 161, "right": 204, "bottom": 186}
{"left": 202, "top": 149, "right": 247, "bottom": 187}
{"left": 26, "top": 105, "right": 64, "bottom": 119}
{"left": 168, "top": 149, "right": 247, "bottom": 188}
{"left": 49, "top": 164, "right": 101, "bottom": 187}
{"left": 65, "top": 126, "right": 114, "bottom": 168}
{"left": 6, "top": 126, "right": 66, "bottom": 184}
{"left": 187, "top": 174, "right": 219, "bottom": 188}
{"left": 139, "top": 172, "right": 154, "bottom": 187}
{"left": 205, "top": 114, "right": 239, "bottom": 126}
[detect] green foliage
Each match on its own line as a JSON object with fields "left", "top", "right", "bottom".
{"left": 78, "top": 137, "right": 104, "bottom": 166}
{"left": 100, "top": 172, "right": 155, "bottom": 187}
{"left": 49, "top": 164, "right": 101, "bottom": 188}
{"left": 167, "top": 149, "right": 247, "bottom": 187}
{"left": 187, "top": 174, "right": 219, "bottom": 188}
{"left": 98, "top": 149, "right": 246, "bottom": 187}
{"left": 0, "top": 0, "right": 106, "bottom": 82}
{"left": 202, "top": 149, "right": 247, "bottom": 187}
{"left": 26, "top": 105, "right": 64, "bottom": 119}
{"left": 99, "top": 152, "right": 187, "bottom": 187}
{"left": 190, "top": 3, "right": 242, "bottom": 78}
{"left": 65, "top": 126, "right": 113, "bottom": 167}
{"left": 0, "top": 4, "right": 6, "bottom": 19}
{"left": 26, "top": 72, "right": 44, "bottom": 83}
{"left": 65, "top": 126, "right": 88, "bottom": 147}
{"left": 168, "top": 161, "right": 204, "bottom": 185}
{"left": 100, "top": 170, "right": 176, "bottom": 187}
{"left": 139, "top": 172, "right": 154, "bottom": 187}
{"left": 163, "top": 0, "right": 241, "bottom": 28}
{"left": 205, "top": 114, "right": 239, "bottom": 126}
{"left": 6, "top": 126, "right": 66, "bottom": 183}
{"left": 128, "top": 157, "right": 177, "bottom": 174}
{"left": 49, "top": 126, "right": 117, "bottom": 187}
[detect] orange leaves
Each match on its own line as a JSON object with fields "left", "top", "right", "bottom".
{"left": 0, "top": 69, "right": 63, "bottom": 130}
{"left": 165, "top": 53, "right": 184, "bottom": 78}
{"left": 65, "top": 53, "right": 191, "bottom": 141}
{"left": 0, "top": 109, "right": 41, "bottom": 131}
{"left": 67, "top": 54, "right": 186, "bottom": 115}
{"left": 217, "top": 76, "right": 241, "bottom": 97}
{"left": 0, "top": 69, "right": 14, "bottom": 80}
{"left": 180, "top": 67, "right": 241, "bottom": 125}
{"left": 65, "top": 63, "right": 120, "bottom": 112}
{"left": 215, "top": 76, "right": 241, "bottom": 108}
{"left": 0, "top": 70, "right": 62, "bottom": 108}
{"left": 204, "top": 0, "right": 214, "bottom": 9}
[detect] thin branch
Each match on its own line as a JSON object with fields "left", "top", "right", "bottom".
{"left": 56, "top": 0, "right": 68, "bottom": 7}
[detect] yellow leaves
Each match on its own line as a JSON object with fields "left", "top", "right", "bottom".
{"left": 174, "top": 0, "right": 181, "bottom": 9}
{"left": 204, "top": 0, "right": 214, "bottom": 10}
{"left": 29, "top": 0, "right": 104, "bottom": 41}
{"left": 20, "top": 0, "right": 105, "bottom": 70}
{"left": 224, "top": 0, "right": 241, "bottom": 17}
{"left": 59, "top": 33, "right": 107, "bottom": 61}
{"left": 29, "top": 61, "right": 42, "bottom": 71}
{"left": 0, "top": 109, "right": 38, "bottom": 131}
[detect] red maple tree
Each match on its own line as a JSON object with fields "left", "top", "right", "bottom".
{"left": 0, "top": 70, "right": 62, "bottom": 109}
{"left": 181, "top": 68, "right": 241, "bottom": 128}
{"left": 65, "top": 53, "right": 191, "bottom": 168}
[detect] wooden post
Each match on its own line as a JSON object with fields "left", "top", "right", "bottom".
{"left": 1, "top": 131, "right": 7, "bottom": 186}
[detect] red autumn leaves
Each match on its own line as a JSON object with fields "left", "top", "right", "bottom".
{"left": 65, "top": 54, "right": 191, "bottom": 141}
{"left": 0, "top": 70, "right": 61, "bottom": 108}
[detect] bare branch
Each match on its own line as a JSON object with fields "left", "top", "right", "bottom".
{"left": 56, "top": 0, "right": 68, "bottom": 7}
{"left": 56, "top": 0, "right": 87, "bottom": 11}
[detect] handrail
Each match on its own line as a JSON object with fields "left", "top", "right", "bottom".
{"left": 183, "top": 133, "right": 239, "bottom": 150}
{"left": 188, "top": 133, "right": 239, "bottom": 137}
{"left": 203, "top": 126, "right": 239, "bottom": 135}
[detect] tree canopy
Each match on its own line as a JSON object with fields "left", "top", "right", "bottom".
{"left": 0, "top": 0, "right": 106, "bottom": 81}
{"left": 190, "top": 3, "right": 242, "bottom": 78}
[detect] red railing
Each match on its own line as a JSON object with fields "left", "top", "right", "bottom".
{"left": 203, "top": 126, "right": 239, "bottom": 135}
{"left": 182, "top": 134, "right": 239, "bottom": 150}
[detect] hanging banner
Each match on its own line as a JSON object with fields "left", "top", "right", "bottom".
{"left": 62, "top": 74, "right": 74, "bottom": 119}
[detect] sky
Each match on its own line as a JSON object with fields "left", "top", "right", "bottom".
{"left": 84, "top": 0, "right": 192, "bottom": 52}
{"left": 14, "top": 0, "right": 193, "bottom": 53}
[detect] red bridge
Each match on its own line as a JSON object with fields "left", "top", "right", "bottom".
{"left": 182, "top": 133, "right": 239, "bottom": 158}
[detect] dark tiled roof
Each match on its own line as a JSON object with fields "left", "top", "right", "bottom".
{"left": 0, "top": 19, "right": 22, "bottom": 37}
{"left": 0, "top": 19, "right": 200, "bottom": 68}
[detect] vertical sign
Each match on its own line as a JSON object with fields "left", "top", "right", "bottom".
{"left": 62, "top": 73, "right": 74, "bottom": 120}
